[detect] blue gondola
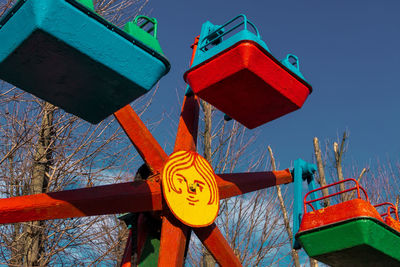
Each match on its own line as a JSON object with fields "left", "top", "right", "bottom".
{"left": 0, "top": 0, "right": 170, "bottom": 123}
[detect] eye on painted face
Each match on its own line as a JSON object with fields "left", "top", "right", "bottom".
{"left": 162, "top": 151, "right": 219, "bottom": 227}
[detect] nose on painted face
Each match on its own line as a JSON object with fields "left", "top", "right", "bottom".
{"left": 187, "top": 183, "right": 197, "bottom": 194}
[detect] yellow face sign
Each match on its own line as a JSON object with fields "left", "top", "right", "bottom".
{"left": 162, "top": 151, "right": 219, "bottom": 227}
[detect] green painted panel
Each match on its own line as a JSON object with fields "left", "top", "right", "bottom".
{"left": 124, "top": 22, "right": 164, "bottom": 55}
{"left": 139, "top": 235, "right": 160, "bottom": 267}
{"left": 297, "top": 218, "right": 400, "bottom": 266}
{"left": 76, "top": 0, "right": 94, "bottom": 11}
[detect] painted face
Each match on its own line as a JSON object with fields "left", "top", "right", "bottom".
{"left": 162, "top": 151, "right": 219, "bottom": 227}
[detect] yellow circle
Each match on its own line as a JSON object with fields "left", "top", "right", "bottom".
{"left": 162, "top": 151, "right": 219, "bottom": 227}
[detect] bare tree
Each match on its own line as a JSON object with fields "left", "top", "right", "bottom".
{"left": 186, "top": 101, "right": 291, "bottom": 266}
{"left": 0, "top": 0, "right": 152, "bottom": 265}
{"left": 268, "top": 146, "right": 300, "bottom": 267}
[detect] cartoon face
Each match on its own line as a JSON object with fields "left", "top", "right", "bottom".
{"left": 162, "top": 151, "right": 219, "bottom": 227}
{"left": 173, "top": 166, "right": 210, "bottom": 207}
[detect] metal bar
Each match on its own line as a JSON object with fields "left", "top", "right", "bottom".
{"left": 202, "top": 22, "right": 243, "bottom": 51}
{"left": 194, "top": 223, "right": 242, "bottom": 267}
{"left": 0, "top": 170, "right": 291, "bottom": 224}
{"left": 216, "top": 169, "right": 293, "bottom": 199}
{"left": 120, "top": 230, "right": 133, "bottom": 267}
{"left": 0, "top": 179, "right": 162, "bottom": 224}
{"left": 303, "top": 178, "right": 369, "bottom": 211}
{"left": 158, "top": 36, "right": 200, "bottom": 266}
{"left": 305, "top": 187, "right": 359, "bottom": 211}
{"left": 174, "top": 37, "right": 200, "bottom": 152}
{"left": 114, "top": 105, "right": 168, "bottom": 173}
{"left": 158, "top": 214, "right": 190, "bottom": 266}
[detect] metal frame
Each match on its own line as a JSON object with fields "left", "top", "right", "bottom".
{"left": 0, "top": 36, "right": 295, "bottom": 266}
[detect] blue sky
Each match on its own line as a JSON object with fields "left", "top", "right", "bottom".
{"left": 137, "top": 0, "right": 400, "bottom": 169}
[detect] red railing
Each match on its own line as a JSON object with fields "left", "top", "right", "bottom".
{"left": 374, "top": 202, "right": 399, "bottom": 221}
{"left": 304, "top": 178, "right": 369, "bottom": 212}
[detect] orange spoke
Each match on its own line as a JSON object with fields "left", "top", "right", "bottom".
{"left": 216, "top": 169, "right": 293, "bottom": 199}
{"left": 194, "top": 223, "right": 242, "bottom": 267}
{"left": 174, "top": 37, "right": 200, "bottom": 152}
{"left": 0, "top": 179, "right": 162, "bottom": 224}
{"left": 115, "top": 105, "right": 168, "bottom": 173}
{"left": 158, "top": 214, "right": 190, "bottom": 266}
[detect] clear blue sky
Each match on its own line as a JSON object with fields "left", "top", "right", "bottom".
{"left": 139, "top": 0, "right": 400, "bottom": 169}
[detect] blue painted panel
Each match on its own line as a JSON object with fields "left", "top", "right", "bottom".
{"left": 280, "top": 54, "right": 307, "bottom": 82}
{"left": 0, "top": 0, "right": 170, "bottom": 123}
{"left": 292, "top": 158, "right": 318, "bottom": 249}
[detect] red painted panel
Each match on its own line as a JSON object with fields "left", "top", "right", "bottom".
{"left": 0, "top": 170, "right": 291, "bottom": 224}
{"left": 194, "top": 223, "right": 242, "bottom": 267}
{"left": 114, "top": 105, "right": 168, "bottom": 173}
{"left": 158, "top": 214, "right": 190, "bottom": 266}
{"left": 0, "top": 180, "right": 162, "bottom": 224}
{"left": 386, "top": 217, "right": 400, "bottom": 233}
{"left": 216, "top": 169, "right": 293, "bottom": 199}
{"left": 299, "top": 199, "right": 384, "bottom": 232}
{"left": 184, "top": 40, "right": 312, "bottom": 129}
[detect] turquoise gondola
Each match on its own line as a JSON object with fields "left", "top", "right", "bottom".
{"left": 0, "top": 0, "right": 170, "bottom": 123}
{"left": 184, "top": 15, "right": 312, "bottom": 129}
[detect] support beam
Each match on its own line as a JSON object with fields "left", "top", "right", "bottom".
{"left": 174, "top": 37, "right": 200, "bottom": 153}
{"left": 120, "top": 230, "right": 133, "bottom": 267}
{"left": 0, "top": 179, "right": 162, "bottom": 224}
{"left": 114, "top": 105, "right": 168, "bottom": 173}
{"left": 0, "top": 170, "right": 291, "bottom": 224}
{"left": 173, "top": 95, "right": 200, "bottom": 152}
{"left": 216, "top": 169, "right": 293, "bottom": 199}
{"left": 194, "top": 223, "right": 242, "bottom": 267}
{"left": 158, "top": 214, "right": 190, "bottom": 266}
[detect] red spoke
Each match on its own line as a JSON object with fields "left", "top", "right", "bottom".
{"left": 115, "top": 105, "right": 168, "bottom": 173}
{"left": 0, "top": 179, "right": 162, "bottom": 224}
{"left": 120, "top": 230, "right": 133, "bottom": 267}
{"left": 174, "top": 37, "right": 200, "bottom": 152}
{"left": 216, "top": 169, "right": 293, "bottom": 199}
{"left": 194, "top": 223, "right": 242, "bottom": 267}
{"left": 158, "top": 214, "right": 190, "bottom": 266}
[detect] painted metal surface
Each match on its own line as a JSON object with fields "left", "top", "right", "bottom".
{"left": 124, "top": 16, "right": 164, "bottom": 55}
{"left": 216, "top": 169, "right": 293, "bottom": 199}
{"left": 194, "top": 223, "right": 242, "bottom": 267}
{"left": 114, "top": 105, "right": 168, "bottom": 174}
{"left": 162, "top": 151, "right": 219, "bottom": 227}
{"left": 120, "top": 230, "right": 133, "bottom": 267}
{"left": 138, "top": 215, "right": 161, "bottom": 267}
{"left": 184, "top": 40, "right": 312, "bottom": 129}
{"left": 292, "top": 159, "right": 319, "bottom": 249}
{"left": 174, "top": 37, "right": 200, "bottom": 152}
{"left": 0, "top": 180, "right": 163, "bottom": 224}
{"left": 190, "top": 14, "right": 269, "bottom": 68}
{"left": 280, "top": 54, "right": 307, "bottom": 81}
{"left": 299, "top": 198, "right": 383, "bottom": 232}
{"left": 297, "top": 218, "right": 400, "bottom": 266}
{"left": 76, "top": 0, "right": 94, "bottom": 11}
{"left": 374, "top": 202, "right": 400, "bottom": 233}
{"left": 158, "top": 214, "right": 190, "bottom": 267}
{"left": 0, "top": 169, "right": 292, "bottom": 224}
{"left": 0, "top": 0, "right": 170, "bottom": 123}
{"left": 158, "top": 37, "right": 200, "bottom": 267}
{"left": 296, "top": 177, "right": 400, "bottom": 265}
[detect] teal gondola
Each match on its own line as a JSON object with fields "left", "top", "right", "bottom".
{"left": 0, "top": 0, "right": 170, "bottom": 123}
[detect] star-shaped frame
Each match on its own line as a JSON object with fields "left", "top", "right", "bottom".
{"left": 0, "top": 38, "right": 294, "bottom": 266}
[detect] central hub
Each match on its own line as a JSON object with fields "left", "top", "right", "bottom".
{"left": 162, "top": 151, "right": 219, "bottom": 227}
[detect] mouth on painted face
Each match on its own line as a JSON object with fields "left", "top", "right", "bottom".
{"left": 186, "top": 195, "right": 200, "bottom": 205}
